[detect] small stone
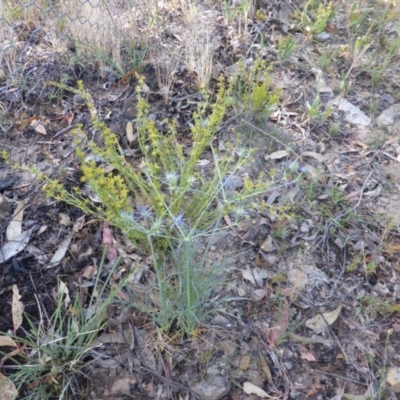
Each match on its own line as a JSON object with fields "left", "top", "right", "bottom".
{"left": 385, "top": 164, "right": 400, "bottom": 185}
{"left": 72, "top": 93, "right": 85, "bottom": 106}
{"left": 193, "top": 375, "right": 230, "bottom": 400}
{"left": 377, "top": 104, "right": 400, "bottom": 127}
{"left": 386, "top": 367, "right": 400, "bottom": 392}
{"left": 316, "top": 32, "right": 330, "bottom": 41}
{"left": 124, "top": 106, "right": 136, "bottom": 119}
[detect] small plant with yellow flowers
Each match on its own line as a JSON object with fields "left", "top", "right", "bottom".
{"left": 32, "top": 73, "right": 286, "bottom": 335}
{"left": 294, "top": 0, "right": 334, "bottom": 36}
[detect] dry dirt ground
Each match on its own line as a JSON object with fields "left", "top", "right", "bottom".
{"left": 2, "top": 0, "right": 400, "bottom": 399}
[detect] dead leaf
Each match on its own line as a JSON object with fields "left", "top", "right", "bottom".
{"left": 30, "top": 119, "right": 47, "bottom": 135}
{"left": 269, "top": 150, "right": 288, "bottom": 160}
{"left": 0, "top": 337, "right": 18, "bottom": 347}
{"left": 242, "top": 265, "right": 256, "bottom": 285}
{"left": 260, "top": 356, "right": 273, "bottom": 385}
{"left": 243, "top": 381, "right": 272, "bottom": 398}
{"left": 72, "top": 215, "right": 85, "bottom": 233}
{"left": 37, "top": 225, "right": 48, "bottom": 235}
{"left": 306, "top": 304, "right": 342, "bottom": 334}
{"left": 126, "top": 121, "right": 135, "bottom": 142}
{"left": 58, "top": 212, "right": 72, "bottom": 227}
{"left": 47, "top": 234, "right": 73, "bottom": 268}
{"left": 64, "top": 113, "right": 74, "bottom": 125}
{"left": 6, "top": 200, "right": 25, "bottom": 241}
{"left": 0, "top": 228, "right": 33, "bottom": 263}
{"left": 299, "top": 345, "right": 317, "bottom": 361}
{"left": 58, "top": 280, "right": 71, "bottom": 308}
{"left": 197, "top": 159, "right": 210, "bottom": 166}
{"left": 11, "top": 285, "right": 23, "bottom": 333}
{"left": 81, "top": 264, "right": 97, "bottom": 279}
{"left": 103, "top": 222, "right": 118, "bottom": 261}
{"left": 141, "top": 81, "right": 150, "bottom": 93}
{"left": 239, "top": 354, "right": 251, "bottom": 370}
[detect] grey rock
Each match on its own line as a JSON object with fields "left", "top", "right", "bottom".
{"left": 377, "top": 104, "right": 400, "bottom": 127}
{"left": 385, "top": 164, "right": 400, "bottom": 185}
{"left": 72, "top": 93, "right": 85, "bottom": 106}
{"left": 193, "top": 375, "right": 230, "bottom": 400}
{"left": 316, "top": 32, "right": 330, "bottom": 41}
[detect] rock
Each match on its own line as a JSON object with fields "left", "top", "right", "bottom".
{"left": 316, "top": 32, "right": 330, "bottom": 41}
{"left": 335, "top": 98, "right": 371, "bottom": 126}
{"left": 193, "top": 375, "right": 230, "bottom": 400}
{"left": 384, "top": 164, "right": 400, "bottom": 185}
{"left": 72, "top": 93, "right": 85, "bottom": 106}
{"left": 377, "top": 104, "right": 400, "bottom": 127}
{"left": 386, "top": 366, "right": 400, "bottom": 392}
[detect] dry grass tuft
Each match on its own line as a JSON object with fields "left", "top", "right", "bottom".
{"left": 184, "top": 16, "right": 216, "bottom": 88}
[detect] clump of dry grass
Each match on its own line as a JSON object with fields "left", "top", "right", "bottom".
{"left": 184, "top": 17, "right": 216, "bottom": 88}
{"left": 155, "top": 50, "right": 179, "bottom": 104}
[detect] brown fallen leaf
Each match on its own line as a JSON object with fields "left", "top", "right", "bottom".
{"left": 239, "top": 354, "right": 251, "bottom": 371}
{"left": 11, "top": 285, "right": 23, "bottom": 333}
{"left": 298, "top": 344, "right": 317, "bottom": 362}
{"left": 0, "top": 337, "right": 18, "bottom": 348}
{"left": 259, "top": 356, "right": 273, "bottom": 385}
{"left": 126, "top": 121, "right": 135, "bottom": 142}
{"left": 243, "top": 382, "right": 272, "bottom": 398}
{"left": 30, "top": 119, "right": 47, "bottom": 135}
{"left": 306, "top": 304, "right": 342, "bottom": 334}
{"left": 103, "top": 222, "right": 118, "bottom": 261}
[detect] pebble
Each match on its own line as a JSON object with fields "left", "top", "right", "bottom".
{"left": 193, "top": 375, "right": 230, "bottom": 400}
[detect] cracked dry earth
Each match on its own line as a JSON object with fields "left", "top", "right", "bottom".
{"left": 2, "top": 0, "right": 400, "bottom": 399}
